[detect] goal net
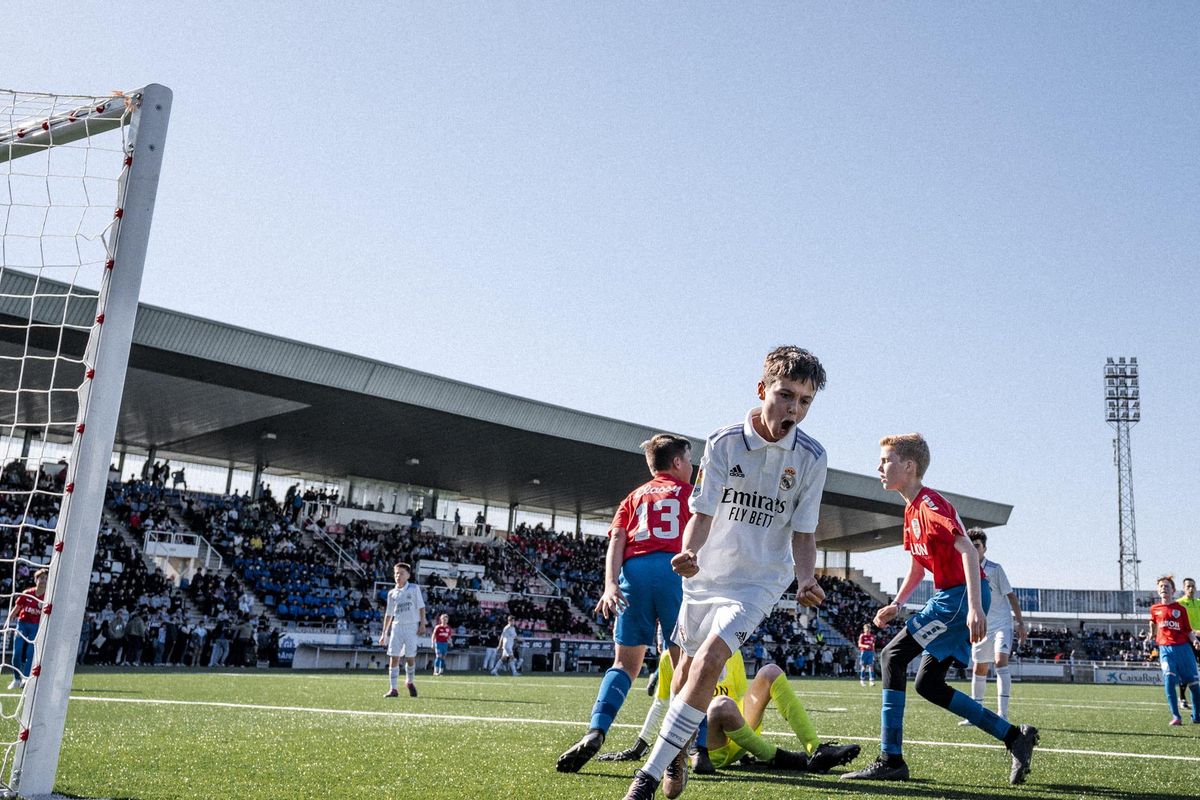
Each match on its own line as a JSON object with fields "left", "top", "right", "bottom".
{"left": 0, "top": 85, "right": 171, "bottom": 797}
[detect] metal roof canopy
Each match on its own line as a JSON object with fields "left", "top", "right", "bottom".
{"left": 0, "top": 271, "right": 1011, "bottom": 550}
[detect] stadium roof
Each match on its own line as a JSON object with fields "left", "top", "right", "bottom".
{"left": 0, "top": 271, "right": 1011, "bottom": 551}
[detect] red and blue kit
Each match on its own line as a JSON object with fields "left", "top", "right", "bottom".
{"left": 432, "top": 624, "right": 453, "bottom": 645}
{"left": 858, "top": 632, "right": 876, "bottom": 652}
{"left": 903, "top": 487, "right": 981, "bottom": 589}
{"left": 1151, "top": 602, "right": 1194, "bottom": 647}
{"left": 13, "top": 590, "right": 43, "bottom": 624}
{"left": 610, "top": 473, "right": 692, "bottom": 561}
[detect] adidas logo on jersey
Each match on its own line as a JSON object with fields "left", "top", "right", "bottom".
{"left": 735, "top": 631, "right": 748, "bottom": 644}
{"left": 729, "top": 464, "right": 745, "bottom": 478}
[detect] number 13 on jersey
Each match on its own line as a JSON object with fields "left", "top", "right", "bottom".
{"left": 632, "top": 498, "right": 682, "bottom": 541}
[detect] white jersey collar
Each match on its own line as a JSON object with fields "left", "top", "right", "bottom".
{"left": 742, "top": 408, "right": 796, "bottom": 452}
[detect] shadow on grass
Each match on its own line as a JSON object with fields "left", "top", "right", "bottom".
{"left": 699, "top": 770, "right": 1169, "bottom": 800}
{"left": 555, "top": 763, "right": 1171, "bottom": 800}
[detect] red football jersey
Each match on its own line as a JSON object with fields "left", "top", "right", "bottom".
{"left": 1151, "top": 602, "right": 1194, "bottom": 647}
{"left": 432, "top": 624, "right": 453, "bottom": 644}
{"left": 903, "top": 487, "right": 981, "bottom": 590}
{"left": 610, "top": 473, "right": 692, "bottom": 562}
{"left": 858, "top": 632, "right": 875, "bottom": 652}
{"left": 13, "top": 589, "right": 43, "bottom": 624}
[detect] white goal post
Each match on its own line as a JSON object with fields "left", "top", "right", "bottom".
{"left": 0, "top": 85, "right": 171, "bottom": 798}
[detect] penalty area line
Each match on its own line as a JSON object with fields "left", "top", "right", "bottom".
{"left": 62, "top": 695, "right": 1200, "bottom": 763}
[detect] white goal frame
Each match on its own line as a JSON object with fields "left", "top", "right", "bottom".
{"left": 2, "top": 84, "right": 171, "bottom": 798}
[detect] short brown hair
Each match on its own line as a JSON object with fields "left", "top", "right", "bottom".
{"left": 879, "top": 433, "right": 931, "bottom": 478}
{"left": 967, "top": 528, "right": 987, "bottom": 547}
{"left": 34, "top": 568, "right": 49, "bottom": 580}
{"left": 394, "top": 562, "right": 412, "bottom": 573}
{"left": 763, "top": 346, "right": 826, "bottom": 391}
{"left": 1157, "top": 574, "right": 1176, "bottom": 591}
{"left": 641, "top": 434, "right": 692, "bottom": 472}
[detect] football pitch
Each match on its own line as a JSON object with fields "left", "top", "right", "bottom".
{"left": 44, "top": 669, "right": 1196, "bottom": 800}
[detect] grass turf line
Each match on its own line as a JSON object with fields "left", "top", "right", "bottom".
{"left": 37, "top": 670, "right": 1199, "bottom": 800}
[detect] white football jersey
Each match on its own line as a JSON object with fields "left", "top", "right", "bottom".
{"left": 386, "top": 583, "right": 425, "bottom": 627}
{"left": 687, "top": 409, "right": 828, "bottom": 613}
{"left": 981, "top": 558, "right": 1013, "bottom": 630}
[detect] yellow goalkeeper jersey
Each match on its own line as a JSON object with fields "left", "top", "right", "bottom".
{"left": 656, "top": 649, "right": 749, "bottom": 710}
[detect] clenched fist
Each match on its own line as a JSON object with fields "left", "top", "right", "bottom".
{"left": 671, "top": 549, "right": 699, "bottom": 578}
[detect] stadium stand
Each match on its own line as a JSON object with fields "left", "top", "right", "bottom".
{"left": 13, "top": 473, "right": 1147, "bottom": 675}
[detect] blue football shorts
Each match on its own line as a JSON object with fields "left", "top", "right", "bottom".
{"left": 614, "top": 551, "right": 682, "bottom": 648}
{"left": 905, "top": 579, "right": 991, "bottom": 667}
{"left": 1160, "top": 643, "right": 1199, "bottom": 684}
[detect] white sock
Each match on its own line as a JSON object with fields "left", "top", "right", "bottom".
{"left": 405, "top": 663, "right": 415, "bottom": 684}
{"left": 389, "top": 667, "right": 399, "bottom": 690}
{"left": 971, "top": 672, "right": 986, "bottom": 704}
{"left": 643, "top": 698, "right": 706, "bottom": 780}
{"left": 511, "top": 660, "right": 518, "bottom": 676}
{"left": 639, "top": 696, "right": 668, "bottom": 743}
{"left": 996, "top": 667, "right": 1012, "bottom": 719}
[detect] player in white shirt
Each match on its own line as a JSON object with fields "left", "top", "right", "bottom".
{"left": 491, "top": 616, "right": 520, "bottom": 676}
{"left": 623, "top": 346, "right": 830, "bottom": 800}
{"left": 959, "top": 529, "right": 1026, "bottom": 723}
{"left": 379, "top": 562, "right": 426, "bottom": 698}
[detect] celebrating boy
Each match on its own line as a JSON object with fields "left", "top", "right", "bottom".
{"left": 622, "top": 346, "right": 830, "bottom": 800}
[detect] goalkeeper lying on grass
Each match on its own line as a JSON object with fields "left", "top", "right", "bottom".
{"left": 600, "top": 648, "right": 859, "bottom": 778}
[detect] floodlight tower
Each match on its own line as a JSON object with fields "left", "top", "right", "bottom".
{"left": 1104, "top": 357, "right": 1141, "bottom": 591}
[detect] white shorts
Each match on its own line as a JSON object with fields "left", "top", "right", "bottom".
{"left": 387, "top": 625, "right": 420, "bottom": 658}
{"left": 672, "top": 597, "right": 766, "bottom": 658}
{"left": 971, "top": 626, "right": 1013, "bottom": 663}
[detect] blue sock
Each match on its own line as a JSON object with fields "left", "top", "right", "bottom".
{"left": 695, "top": 716, "right": 708, "bottom": 748}
{"left": 1164, "top": 674, "right": 1181, "bottom": 718}
{"left": 948, "top": 689, "right": 1012, "bottom": 740}
{"left": 589, "top": 668, "right": 632, "bottom": 734}
{"left": 881, "top": 689, "right": 905, "bottom": 756}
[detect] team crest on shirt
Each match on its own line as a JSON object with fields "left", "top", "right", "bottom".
{"left": 1173, "top": 609, "right": 1181, "bottom": 619}
{"left": 910, "top": 519, "right": 922, "bottom": 540}
{"left": 780, "top": 467, "right": 796, "bottom": 491}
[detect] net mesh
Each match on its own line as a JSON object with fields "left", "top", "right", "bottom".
{"left": 0, "top": 89, "right": 134, "bottom": 786}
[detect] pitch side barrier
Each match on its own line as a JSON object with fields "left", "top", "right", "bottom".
{"left": 290, "top": 635, "right": 615, "bottom": 672}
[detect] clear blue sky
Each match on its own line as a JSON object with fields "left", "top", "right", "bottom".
{"left": 13, "top": 3, "right": 1198, "bottom": 592}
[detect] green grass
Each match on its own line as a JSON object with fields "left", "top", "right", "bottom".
{"left": 31, "top": 669, "right": 1198, "bottom": 799}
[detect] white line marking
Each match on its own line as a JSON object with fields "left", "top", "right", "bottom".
{"left": 63, "top": 694, "right": 1200, "bottom": 763}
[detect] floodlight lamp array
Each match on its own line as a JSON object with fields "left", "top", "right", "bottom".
{"left": 1104, "top": 357, "right": 1140, "bottom": 423}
